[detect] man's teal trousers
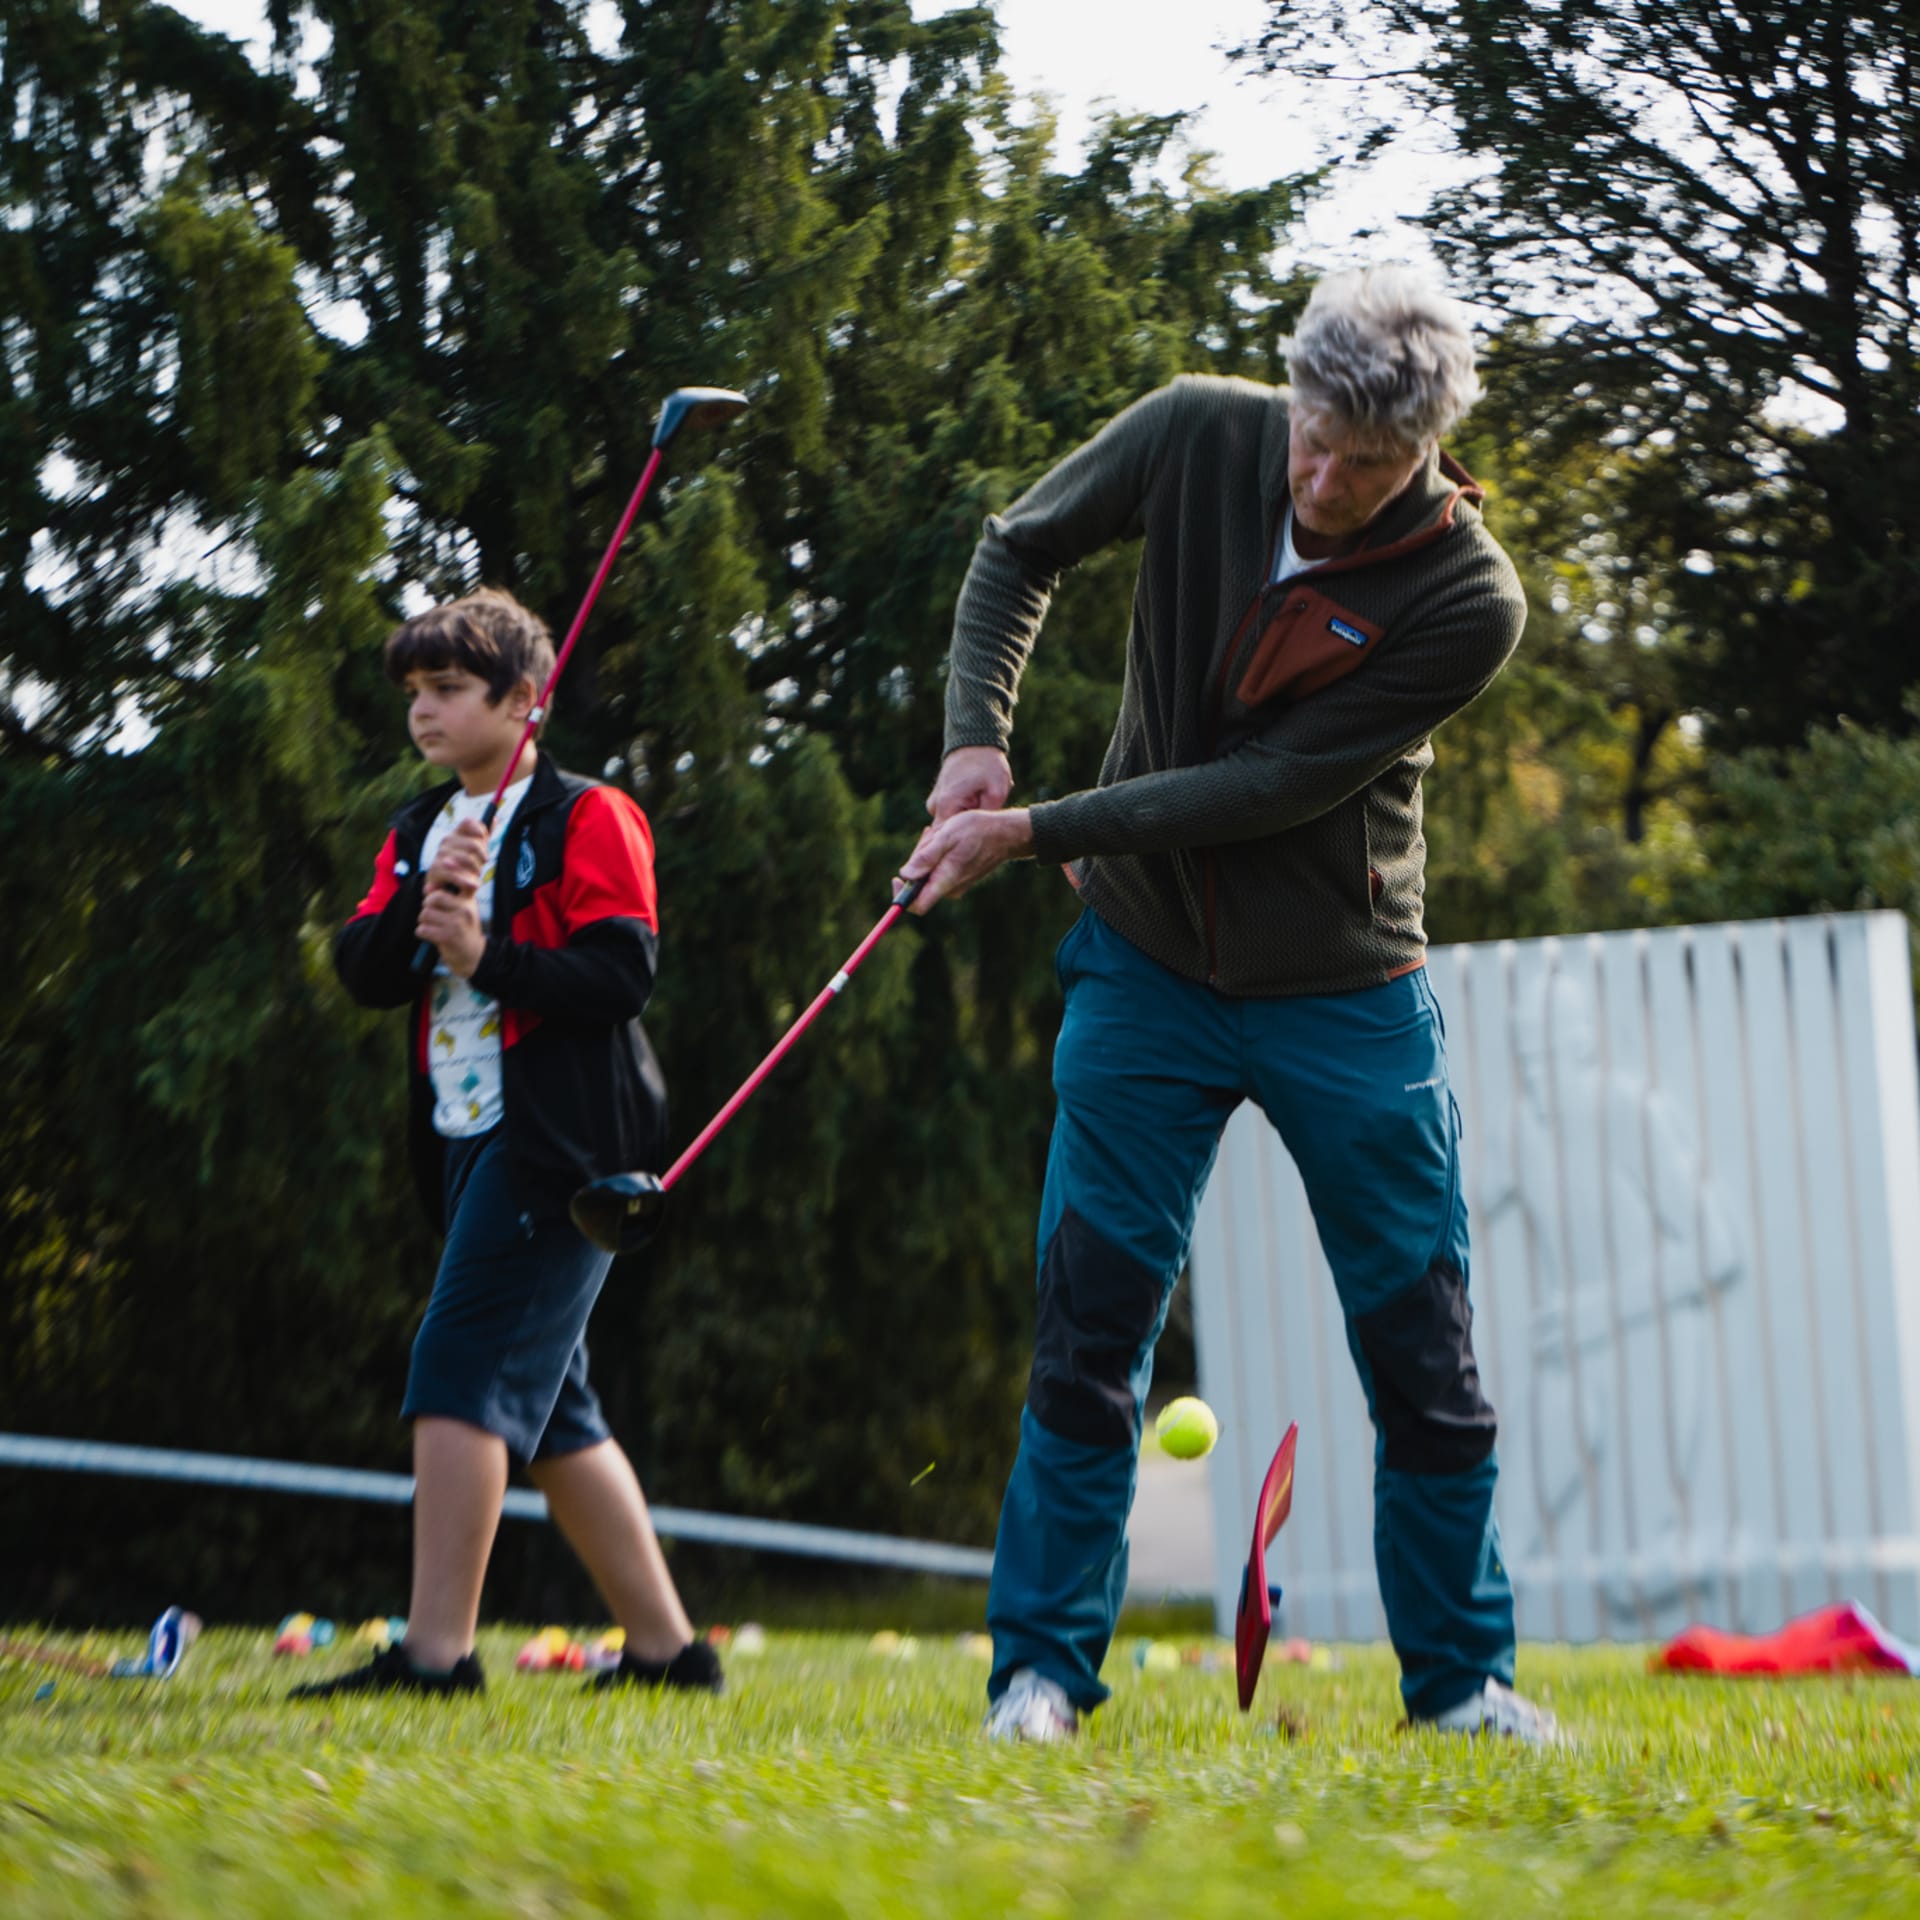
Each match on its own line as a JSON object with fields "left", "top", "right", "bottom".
{"left": 986, "top": 910, "right": 1515, "bottom": 1719}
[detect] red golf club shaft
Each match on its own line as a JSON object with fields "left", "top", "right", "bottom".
{"left": 410, "top": 447, "right": 664, "bottom": 974}
{"left": 658, "top": 883, "right": 921, "bottom": 1193}
{"left": 483, "top": 446, "right": 664, "bottom": 819}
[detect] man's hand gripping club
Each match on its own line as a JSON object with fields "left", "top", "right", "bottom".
{"left": 897, "top": 745, "right": 1034, "bottom": 913}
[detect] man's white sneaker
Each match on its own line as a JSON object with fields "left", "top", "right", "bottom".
{"left": 1421, "top": 1677, "right": 1559, "bottom": 1745}
{"left": 984, "top": 1668, "right": 1079, "bottom": 1744}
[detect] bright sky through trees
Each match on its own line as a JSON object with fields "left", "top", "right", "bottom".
{"left": 169, "top": 0, "right": 1456, "bottom": 263}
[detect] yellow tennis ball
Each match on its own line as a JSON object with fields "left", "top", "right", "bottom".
{"left": 1155, "top": 1396, "right": 1219, "bottom": 1460}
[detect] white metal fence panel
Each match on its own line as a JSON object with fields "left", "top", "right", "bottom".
{"left": 1190, "top": 912, "right": 1920, "bottom": 1645}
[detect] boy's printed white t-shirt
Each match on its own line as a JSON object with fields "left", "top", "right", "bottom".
{"left": 420, "top": 772, "right": 533, "bottom": 1139}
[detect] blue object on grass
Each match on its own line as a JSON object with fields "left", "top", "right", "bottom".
{"left": 109, "top": 1606, "right": 195, "bottom": 1680}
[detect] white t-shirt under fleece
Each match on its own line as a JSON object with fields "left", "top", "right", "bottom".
{"left": 1270, "top": 503, "right": 1309, "bottom": 585}
{"left": 420, "top": 772, "right": 533, "bottom": 1139}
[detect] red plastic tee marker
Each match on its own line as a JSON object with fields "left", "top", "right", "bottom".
{"left": 1235, "top": 1421, "right": 1300, "bottom": 1712}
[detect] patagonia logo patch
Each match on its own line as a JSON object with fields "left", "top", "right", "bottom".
{"left": 1328, "top": 616, "right": 1370, "bottom": 648}
{"left": 516, "top": 841, "right": 537, "bottom": 888}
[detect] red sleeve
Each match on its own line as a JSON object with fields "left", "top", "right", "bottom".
{"left": 334, "top": 829, "right": 427, "bottom": 1009}
{"left": 560, "top": 787, "right": 659, "bottom": 934}
{"left": 353, "top": 831, "right": 405, "bottom": 919}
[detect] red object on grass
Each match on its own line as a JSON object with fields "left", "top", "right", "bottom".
{"left": 1235, "top": 1422, "right": 1299, "bottom": 1711}
{"left": 1656, "top": 1600, "right": 1920, "bottom": 1676}
{"left": 0, "top": 1636, "right": 112, "bottom": 1679}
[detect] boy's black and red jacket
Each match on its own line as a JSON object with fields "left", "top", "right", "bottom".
{"left": 334, "top": 754, "right": 668, "bottom": 1226}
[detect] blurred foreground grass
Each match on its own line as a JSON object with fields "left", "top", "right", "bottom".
{"left": 3, "top": 1628, "right": 1918, "bottom": 1916}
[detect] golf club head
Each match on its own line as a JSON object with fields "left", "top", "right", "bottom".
{"left": 570, "top": 1170, "right": 668, "bottom": 1254}
{"left": 652, "top": 386, "right": 750, "bottom": 450}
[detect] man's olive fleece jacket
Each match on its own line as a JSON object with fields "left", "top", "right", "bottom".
{"left": 943, "top": 374, "right": 1526, "bottom": 996}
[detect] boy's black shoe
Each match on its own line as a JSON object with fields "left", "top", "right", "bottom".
{"left": 288, "top": 1642, "right": 485, "bottom": 1700}
{"left": 591, "top": 1639, "right": 725, "bottom": 1695}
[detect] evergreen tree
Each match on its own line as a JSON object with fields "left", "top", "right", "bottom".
{"left": 1240, "top": 0, "right": 1920, "bottom": 748}
{"left": 2, "top": 0, "right": 1312, "bottom": 1608}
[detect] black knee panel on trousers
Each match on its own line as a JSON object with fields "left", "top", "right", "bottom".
{"left": 1027, "top": 1206, "right": 1163, "bottom": 1450}
{"left": 1353, "top": 1262, "right": 1497, "bottom": 1474}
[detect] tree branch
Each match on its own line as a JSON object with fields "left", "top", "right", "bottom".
{"left": 0, "top": 706, "right": 81, "bottom": 770}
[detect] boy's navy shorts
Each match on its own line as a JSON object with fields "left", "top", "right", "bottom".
{"left": 400, "top": 1128, "right": 614, "bottom": 1465}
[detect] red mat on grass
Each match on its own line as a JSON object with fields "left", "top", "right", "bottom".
{"left": 1656, "top": 1600, "right": 1920, "bottom": 1676}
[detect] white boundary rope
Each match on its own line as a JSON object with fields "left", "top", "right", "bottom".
{"left": 0, "top": 1433, "right": 994, "bottom": 1581}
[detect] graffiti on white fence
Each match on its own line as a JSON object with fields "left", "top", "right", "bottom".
{"left": 1192, "top": 912, "right": 1920, "bottom": 1645}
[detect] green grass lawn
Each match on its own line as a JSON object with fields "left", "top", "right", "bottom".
{"left": 3, "top": 1626, "right": 1917, "bottom": 1916}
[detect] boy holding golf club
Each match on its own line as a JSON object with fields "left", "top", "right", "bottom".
{"left": 297, "top": 586, "right": 720, "bottom": 1700}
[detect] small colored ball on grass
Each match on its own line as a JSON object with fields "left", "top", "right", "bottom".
{"left": 1155, "top": 1396, "right": 1219, "bottom": 1460}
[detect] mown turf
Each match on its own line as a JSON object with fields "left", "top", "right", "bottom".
{"left": 2, "top": 1628, "right": 1917, "bottom": 1916}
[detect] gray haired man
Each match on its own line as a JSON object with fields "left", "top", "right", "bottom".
{"left": 902, "top": 267, "right": 1554, "bottom": 1744}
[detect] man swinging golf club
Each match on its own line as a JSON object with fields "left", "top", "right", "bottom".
{"left": 900, "top": 266, "right": 1556, "bottom": 1744}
